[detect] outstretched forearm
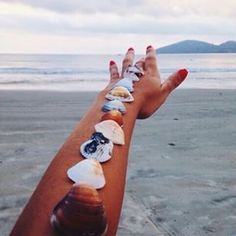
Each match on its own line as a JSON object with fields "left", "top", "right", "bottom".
{"left": 10, "top": 46, "right": 188, "bottom": 236}
{"left": 10, "top": 89, "right": 144, "bottom": 236}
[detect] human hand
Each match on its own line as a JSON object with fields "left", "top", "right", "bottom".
{"left": 107, "top": 46, "right": 188, "bottom": 119}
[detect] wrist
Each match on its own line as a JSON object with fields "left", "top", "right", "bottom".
{"left": 98, "top": 87, "right": 145, "bottom": 120}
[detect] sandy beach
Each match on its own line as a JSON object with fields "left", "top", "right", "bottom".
{"left": 1, "top": 89, "right": 236, "bottom": 236}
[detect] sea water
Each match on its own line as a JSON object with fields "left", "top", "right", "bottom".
{"left": 0, "top": 53, "right": 236, "bottom": 91}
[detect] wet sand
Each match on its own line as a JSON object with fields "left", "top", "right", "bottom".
{"left": 0, "top": 89, "right": 236, "bottom": 236}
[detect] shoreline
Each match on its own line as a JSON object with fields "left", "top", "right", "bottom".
{"left": 1, "top": 87, "right": 236, "bottom": 92}
{"left": 1, "top": 89, "right": 236, "bottom": 235}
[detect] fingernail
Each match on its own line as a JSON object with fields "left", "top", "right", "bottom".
{"left": 110, "top": 60, "right": 116, "bottom": 66}
{"left": 178, "top": 69, "right": 188, "bottom": 80}
{"left": 128, "top": 47, "right": 134, "bottom": 51}
{"left": 146, "top": 45, "right": 153, "bottom": 51}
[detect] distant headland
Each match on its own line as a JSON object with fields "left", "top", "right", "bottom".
{"left": 157, "top": 40, "right": 236, "bottom": 54}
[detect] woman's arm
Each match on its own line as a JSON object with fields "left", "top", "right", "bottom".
{"left": 10, "top": 46, "right": 188, "bottom": 236}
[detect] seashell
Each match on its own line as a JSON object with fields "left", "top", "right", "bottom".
{"left": 124, "top": 73, "right": 140, "bottom": 82}
{"left": 67, "top": 159, "right": 106, "bottom": 189}
{"left": 95, "top": 120, "right": 125, "bottom": 145}
{"left": 113, "top": 78, "right": 134, "bottom": 92}
{"left": 51, "top": 183, "right": 108, "bottom": 236}
{"left": 102, "top": 100, "right": 126, "bottom": 114}
{"left": 80, "top": 132, "right": 113, "bottom": 163}
{"left": 105, "top": 86, "right": 134, "bottom": 103}
{"left": 125, "top": 64, "right": 144, "bottom": 78}
{"left": 101, "top": 110, "right": 123, "bottom": 126}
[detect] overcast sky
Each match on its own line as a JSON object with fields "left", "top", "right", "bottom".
{"left": 0, "top": 0, "right": 235, "bottom": 54}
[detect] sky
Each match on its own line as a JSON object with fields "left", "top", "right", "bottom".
{"left": 0, "top": 0, "right": 235, "bottom": 54}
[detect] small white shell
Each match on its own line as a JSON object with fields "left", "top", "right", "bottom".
{"left": 95, "top": 120, "right": 125, "bottom": 145}
{"left": 124, "top": 72, "right": 139, "bottom": 82}
{"left": 113, "top": 78, "right": 134, "bottom": 92}
{"left": 123, "top": 73, "right": 140, "bottom": 82}
{"left": 80, "top": 133, "right": 113, "bottom": 163}
{"left": 125, "top": 65, "right": 144, "bottom": 76}
{"left": 105, "top": 86, "right": 134, "bottom": 103}
{"left": 67, "top": 159, "right": 106, "bottom": 189}
{"left": 102, "top": 100, "right": 126, "bottom": 114}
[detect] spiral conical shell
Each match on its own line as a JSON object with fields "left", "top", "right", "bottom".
{"left": 51, "top": 184, "right": 108, "bottom": 236}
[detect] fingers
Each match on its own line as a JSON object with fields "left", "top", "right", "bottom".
{"left": 121, "top": 48, "right": 135, "bottom": 77}
{"left": 109, "top": 60, "right": 120, "bottom": 82}
{"left": 145, "top": 45, "right": 159, "bottom": 78}
{"left": 161, "top": 69, "right": 188, "bottom": 98}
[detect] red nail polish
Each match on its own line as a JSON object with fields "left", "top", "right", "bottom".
{"left": 178, "top": 69, "right": 188, "bottom": 80}
{"left": 128, "top": 47, "right": 134, "bottom": 51}
{"left": 110, "top": 60, "right": 116, "bottom": 66}
{"left": 146, "top": 45, "right": 153, "bottom": 50}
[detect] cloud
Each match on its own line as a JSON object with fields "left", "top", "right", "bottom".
{"left": 1, "top": 0, "right": 236, "bottom": 18}
{"left": 0, "top": 1, "right": 235, "bottom": 36}
{"left": 0, "top": 0, "right": 235, "bottom": 53}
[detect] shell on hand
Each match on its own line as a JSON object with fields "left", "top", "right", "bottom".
{"left": 51, "top": 183, "right": 108, "bottom": 236}
{"left": 105, "top": 86, "right": 134, "bottom": 103}
{"left": 101, "top": 110, "right": 123, "bottom": 126}
{"left": 95, "top": 120, "right": 125, "bottom": 145}
{"left": 113, "top": 78, "right": 134, "bottom": 92}
{"left": 123, "top": 73, "right": 140, "bottom": 82}
{"left": 80, "top": 132, "right": 113, "bottom": 163}
{"left": 102, "top": 100, "right": 126, "bottom": 114}
{"left": 67, "top": 159, "right": 106, "bottom": 189}
{"left": 124, "top": 64, "right": 144, "bottom": 79}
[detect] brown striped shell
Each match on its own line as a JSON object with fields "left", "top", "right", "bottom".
{"left": 51, "top": 184, "right": 108, "bottom": 236}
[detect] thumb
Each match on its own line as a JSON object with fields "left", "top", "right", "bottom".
{"left": 161, "top": 69, "right": 188, "bottom": 98}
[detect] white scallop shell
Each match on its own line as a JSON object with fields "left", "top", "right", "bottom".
{"left": 95, "top": 120, "right": 125, "bottom": 145}
{"left": 67, "top": 159, "right": 106, "bottom": 189}
{"left": 80, "top": 139, "right": 113, "bottom": 163}
{"left": 105, "top": 86, "right": 134, "bottom": 103}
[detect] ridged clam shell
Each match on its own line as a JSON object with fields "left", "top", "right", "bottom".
{"left": 80, "top": 132, "right": 113, "bottom": 163}
{"left": 113, "top": 78, "right": 134, "bottom": 92}
{"left": 102, "top": 100, "right": 126, "bottom": 114}
{"left": 67, "top": 159, "right": 106, "bottom": 189}
{"left": 95, "top": 120, "right": 125, "bottom": 145}
{"left": 51, "top": 183, "right": 108, "bottom": 236}
{"left": 105, "top": 86, "right": 134, "bottom": 103}
{"left": 101, "top": 110, "right": 123, "bottom": 126}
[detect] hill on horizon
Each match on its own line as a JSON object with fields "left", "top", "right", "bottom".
{"left": 157, "top": 40, "right": 236, "bottom": 54}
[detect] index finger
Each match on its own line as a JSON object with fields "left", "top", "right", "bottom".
{"left": 121, "top": 48, "right": 135, "bottom": 77}
{"left": 145, "top": 45, "right": 160, "bottom": 79}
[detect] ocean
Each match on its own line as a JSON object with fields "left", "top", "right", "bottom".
{"left": 0, "top": 53, "right": 236, "bottom": 91}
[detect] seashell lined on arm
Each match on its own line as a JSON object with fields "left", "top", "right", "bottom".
{"left": 67, "top": 159, "right": 106, "bottom": 189}
{"left": 80, "top": 132, "right": 113, "bottom": 163}
{"left": 113, "top": 78, "right": 134, "bottom": 92}
{"left": 51, "top": 183, "right": 108, "bottom": 236}
{"left": 101, "top": 110, "right": 123, "bottom": 126}
{"left": 101, "top": 100, "right": 126, "bottom": 114}
{"left": 105, "top": 86, "right": 134, "bottom": 103}
{"left": 124, "top": 64, "right": 144, "bottom": 79}
{"left": 95, "top": 120, "right": 125, "bottom": 145}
